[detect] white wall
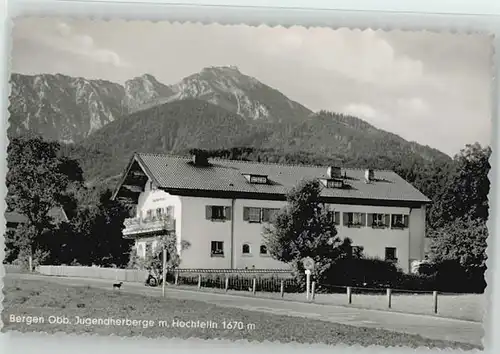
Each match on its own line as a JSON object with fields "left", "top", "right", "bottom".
{"left": 233, "top": 199, "right": 289, "bottom": 269}
{"left": 134, "top": 179, "right": 182, "bottom": 258}
{"left": 128, "top": 186, "right": 426, "bottom": 273}
{"left": 332, "top": 204, "right": 412, "bottom": 272}
{"left": 409, "top": 205, "right": 426, "bottom": 262}
{"left": 179, "top": 196, "right": 233, "bottom": 269}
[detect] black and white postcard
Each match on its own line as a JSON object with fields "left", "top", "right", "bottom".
{"left": 1, "top": 16, "right": 494, "bottom": 351}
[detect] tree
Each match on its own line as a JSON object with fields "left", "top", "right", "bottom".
{"left": 128, "top": 233, "right": 191, "bottom": 282}
{"left": 69, "top": 188, "right": 134, "bottom": 267}
{"left": 6, "top": 136, "right": 83, "bottom": 266}
{"left": 438, "top": 143, "right": 491, "bottom": 227}
{"left": 429, "top": 216, "right": 488, "bottom": 271}
{"left": 262, "top": 179, "right": 352, "bottom": 284}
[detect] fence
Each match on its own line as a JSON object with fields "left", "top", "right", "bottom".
{"left": 170, "top": 270, "right": 299, "bottom": 295}
{"left": 31, "top": 265, "right": 480, "bottom": 321}
{"left": 35, "top": 265, "right": 293, "bottom": 284}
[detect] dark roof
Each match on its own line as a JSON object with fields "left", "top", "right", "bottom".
{"left": 117, "top": 153, "right": 431, "bottom": 204}
{"left": 5, "top": 211, "right": 29, "bottom": 224}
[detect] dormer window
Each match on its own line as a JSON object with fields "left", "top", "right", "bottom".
{"left": 243, "top": 174, "right": 268, "bottom": 184}
{"left": 321, "top": 178, "right": 344, "bottom": 189}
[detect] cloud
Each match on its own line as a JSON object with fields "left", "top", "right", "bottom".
{"left": 11, "top": 19, "right": 492, "bottom": 156}
{"left": 20, "top": 21, "right": 131, "bottom": 68}
{"left": 252, "top": 27, "right": 424, "bottom": 87}
{"left": 397, "top": 97, "right": 429, "bottom": 114}
{"left": 342, "top": 103, "right": 379, "bottom": 120}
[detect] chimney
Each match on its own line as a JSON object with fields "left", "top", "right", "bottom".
{"left": 364, "top": 169, "right": 375, "bottom": 183}
{"left": 327, "top": 166, "right": 342, "bottom": 179}
{"left": 192, "top": 151, "right": 209, "bottom": 166}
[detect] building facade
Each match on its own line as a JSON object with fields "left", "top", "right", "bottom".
{"left": 112, "top": 153, "right": 431, "bottom": 273}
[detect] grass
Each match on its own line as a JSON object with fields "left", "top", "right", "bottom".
{"left": 2, "top": 277, "right": 479, "bottom": 349}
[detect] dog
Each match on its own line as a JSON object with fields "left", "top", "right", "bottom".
{"left": 113, "top": 281, "right": 123, "bottom": 289}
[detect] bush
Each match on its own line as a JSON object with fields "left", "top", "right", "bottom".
{"left": 319, "top": 257, "right": 401, "bottom": 291}
{"left": 316, "top": 257, "right": 485, "bottom": 294}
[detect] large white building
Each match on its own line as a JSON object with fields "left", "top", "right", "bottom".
{"left": 112, "top": 153, "right": 431, "bottom": 272}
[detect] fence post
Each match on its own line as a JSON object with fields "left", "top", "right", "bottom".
{"left": 28, "top": 255, "right": 33, "bottom": 273}
{"left": 347, "top": 287, "right": 352, "bottom": 304}
{"left": 386, "top": 288, "right": 392, "bottom": 309}
{"left": 161, "top": 248, "right": 166, "bottom": 297}
{"left": 225, "top": 277, "right": 229, "bottom": 292}
{"left": 174, "top": 271, "right": 179, "bottom": 285}
{"left": 197, "top": 275, "right": 202, "bottom": 289}
{"left": 280, "top": 280, "right": 284, "bottom": 298}
{"left": 252, "top": 278, "right": 256, "bottom": 295}
{"left": 311, "top": 281, "right": 316, "bottom": 301}
{"left": 433, "top": 291, "right": 438, "bottom": 314}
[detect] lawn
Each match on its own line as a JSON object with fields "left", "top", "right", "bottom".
{"left": 2, "top": 277, "right": 479, "bottom": 350}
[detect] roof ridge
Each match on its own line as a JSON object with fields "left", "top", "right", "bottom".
{"left": 135, "top": 152, "right": 396, "bottom": 172}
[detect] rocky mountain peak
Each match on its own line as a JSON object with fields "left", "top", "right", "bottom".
{"left": 124, "top": 73, "right": 174, "bottom": 112}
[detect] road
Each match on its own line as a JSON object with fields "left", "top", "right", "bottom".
{"left": 5, "top": 273, "right": 484, "bottom": 346}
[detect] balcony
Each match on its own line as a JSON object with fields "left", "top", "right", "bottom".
{"left": 122, "top": 215, "right": 175, "bottom": 237}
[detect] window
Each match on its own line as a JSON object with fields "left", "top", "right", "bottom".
{"left": 369, "top": 213, "right": 389, "bottom": 228}
{"left": 391, "top": 214, "right": 409, "bottom": 229}
{"left": 206, "top": 206, "right": 231, "bottom": 221}
{"left": 212, "top": 206, "right": 225, "bottom": 220}
{"left": 211, "top": 241, "right": 224, "bottom": 257}
{"left": 249, "top": 208, "right": 261, "bottom": 222}
{"left": 137, "top": 244, "right": 144, "bottom": 257}
{"left": 146, "top": 209, "right": 153, "bottom": 220}
{"left": 260, "top": 245, "right": 268, "bottom": 255}
{"left": 242, "top": 243, "right": 251, "bottom": 254}
{"left": 262, "top": 208, "right": 280, "bottom": 223}
{"left": 328, "top": 211, "right": 341, "bottom": 225}
{"left": 243, "top": 207, "right": 280, "bottom": 223}
{"left": 249, "top": 175, "right": 268, "bottom": 184}
{"left": 326, "top": 179, "right": 344, "bottom": 188}
{"left": 343, "top": 212, "right": 366, "bottom": 227}
{"left": 385, "top": 247, "right": 397, "bottom": 261}
{"left": 156, "top": 208, "right": 163, "bottom": 218}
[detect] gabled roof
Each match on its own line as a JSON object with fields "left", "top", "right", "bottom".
{"left": 114, "top": 153, "right": 431, "bottom": 205}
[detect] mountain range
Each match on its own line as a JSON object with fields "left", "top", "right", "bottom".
{"left": 8, "top": 65, "right": 452, "bottom": 184}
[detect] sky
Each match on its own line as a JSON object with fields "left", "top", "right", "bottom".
{"left": 11, "top": 18, "right": 494, "bottom": 157}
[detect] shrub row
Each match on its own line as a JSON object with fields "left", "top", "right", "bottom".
{"left": 319, "top": 258, "right": 486, "bottom": 294}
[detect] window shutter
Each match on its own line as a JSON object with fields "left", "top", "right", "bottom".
{"left": 384, "top": 214, "right": 390, "bottom": 226}
{"left": 343, "top": 212, "right": 349, "bottom": 226}
{"left": 243, "top": 207, "right": 250, "bottom": 221}
{"left": 224, "top": 207, "right": 232, "bottom": 220}
{"left": 334, "top": 212, "right": 340, "bottom": 225}
{"left": 403, "top": 215, "right": 409, "bottom": 227}
{"left": 262, "top": 208, "right": 270, "bottom": 222}
{"left": 206, "top": 206, "right": 212, "bottom": 220}
{"left": 361, "top": 213, "right": 366, "bottom": 226}
{"left": 367, "top": 213, "right": 373, "bottom": 226}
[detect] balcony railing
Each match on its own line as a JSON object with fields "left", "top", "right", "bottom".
{"left": 123, "top": 215, "right": 175, "bottom": 236}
